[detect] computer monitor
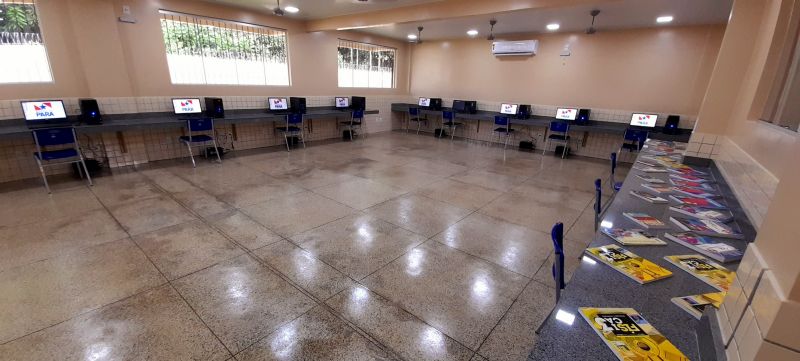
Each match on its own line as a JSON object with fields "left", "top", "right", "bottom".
{"left": 172, "top": 98, "right": 202, "bottom": 114}
{"left": 21, "top": 100, "right": 67, "bottom": 122}
{"left": 268, "top": 97, "right": 289, "bottom": 111}
{"left": 500, "top": 103, "right": 519, "bottom": 115}
{"left": 335, "top": 97, "right": 349, "bottom": 108}
{"left": 630, "top": 113, "right": 658, "bottom": 127}
{"left": 556, "top": 108, "right": 578, "bottom": 121}
{"left": 418, "top": 97, "right": 431, "bottom": 107}
{"left": 351, "top": 96, "right": 366, "bottom": 111}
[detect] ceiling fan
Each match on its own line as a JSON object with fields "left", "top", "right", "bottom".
{"left": 411, "top": 26, "right": 424, "bottom": 43}
{"left": 487, "top": 19, "right": 497, "bottom": 41}
{"left": 586, "top": 10, "right": 601, "bottom": 34}
{"left": 273, "top": 0, "right": 285, "bottom": 16}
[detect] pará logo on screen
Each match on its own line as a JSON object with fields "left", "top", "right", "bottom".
{"left": 34, "top": 102, "right": 55, "bottom": 117}
{"left": 180, "top": 99, "right": 194, "bottom": 112}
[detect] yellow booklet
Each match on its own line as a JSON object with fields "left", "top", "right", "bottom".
{"left": 664, "top": 255, "right": 736, "bottom": 292}
{"left": 580, "top": 307, "right": 689, "bottom": 361}
{"left": 585, "top": 244, "right": 673, "bottom": 284}
{"left": 671, "top": 292, "right": 726, "bottom": 319}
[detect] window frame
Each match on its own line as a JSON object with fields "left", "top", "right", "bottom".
{"left": 0, "top": 0, "right": 55, "bottom": 85}
{"left": 158, "top": 9, "right": 292, "bottom": 87}
{"left": 337, "top": 38, "right": 396, "bottom": 89}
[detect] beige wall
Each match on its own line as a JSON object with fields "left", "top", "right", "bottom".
{"left": 408, "top": 25, "right": 725, "bottom": 115}
{"left": 0, "top": 0, "right": 410, "bottom": 100}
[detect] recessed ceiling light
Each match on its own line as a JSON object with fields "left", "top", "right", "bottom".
{"left": 546, "top": 23, "right": 560, "bottom": 31}
{"left": 407, "top": 34, "right": 418, "bottom": 40}
{"left": 284, "top": 6, "right": 299, "bottom": 13}
{"left": 467, "top": 29, "right": 479, "bottom": 36}
{"left": 656, "top": 15, "right": 673, "bottom": 23}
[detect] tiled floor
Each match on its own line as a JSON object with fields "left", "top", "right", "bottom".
{"left": 0, "top": 132, "right": 627, "bottom": 361}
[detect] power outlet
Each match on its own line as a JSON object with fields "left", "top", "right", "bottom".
{"left": 122, "top": 5, "right": 131, "bottom": 15}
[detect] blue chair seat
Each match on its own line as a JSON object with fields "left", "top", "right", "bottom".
{"left": 179, "top": 135, "right": 213, "bottom": 143}
{"left": 275, "top": 126, "right": 302, "bottom": 132}
{"left": 34, "top": 148, "right": 78, "bottom": 161}
{"left": 548, "top": 134, "right": 570, "bottom": 140}
{"left": 613, "top": 181, "right": 623, "bottom": 191}
{"left": 494, "top": 127, "right": 515, "bottom": 133}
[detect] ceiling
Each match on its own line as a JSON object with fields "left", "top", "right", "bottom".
{"left": 356, "top": 0, "right": 733, "bottom": 41}
{"left": 200, "top": 0, "right": 445, "bottom": 20}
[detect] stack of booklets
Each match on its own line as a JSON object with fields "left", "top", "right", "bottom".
{"left": 669, "top": 195, "right": 727, "bottom": 209}
{"left": 671, "top": 292, "right": 726, "bottom": 319}
{"left": 602, "top": 228, "right": 667, "bottom": 246}
{"left": 669, "top": 173, "right": 713, "bottom": 183}
{"left": 664, "top": 232, "right": 743, "bottom": 262}
{"left": 585, "top": 244, "right": 673, "bottom": 283}
{"left": 635, "top": 174, "right": 666, "bottom": 184}
{"left": 670, "top": 217, "right": 744, "bottom": 239}
{"left": 624, "top": 212, "right": 669, "bottom": 229}
{"left": 630, "top": 190, "right": 668, "bottom": 204}
{"left": 664, "top": 255, "right": 736, "bottom": 291}
{"left": 579, "top": 307, "right": 689, "bottom": 360}
{"left": 669, "top": 205, "right": 734, "bottom": 223}
{"left": 672, "top": 186, "right": 719, "bottom": 198}
{"left": 670, "top": 179, "right": 716, "bottom": 190}
{"left": 634, "top": 165, "right": 667, "bottom": 173}
{"left": 641, "top": 184, "right": 672, "bottom": 194}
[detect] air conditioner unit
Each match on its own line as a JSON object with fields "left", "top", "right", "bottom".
{"left": 492, "top": 40, "right": 539, "bottom": 56}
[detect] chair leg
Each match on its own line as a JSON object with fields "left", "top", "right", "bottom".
{"left": 562, "top": 142, "right": 567, "bottom": 159}
{"left": 416, "top": 119, "right": 422, "bottom": 135}
{"left": 78, "top": 155, "right": 93, "bottom": 187}
{"left": 212, "top": 139, "right": 222, "bottom": 163}
{"left": 36, "top": 159, "right": 51, "bottom": 194}
{"left": 185, "top": 142, "right": 197, "bottom": 168}
{"left": 301, "top": 131, "right": 306, "bottom": 148}
{"left": 349, "top": 125, "right": 354, "bottom": 141}
{"left": 284, "top": 133, "right": 290, "bottom": 152}
{"left": 450, "top": 126, "right": 455, "bottom": 141}
{"left": 543, "top": 139, "right": 549, "bottom": 155}
{"left": 504, "top": 133, "right": 509, "bottom": 149}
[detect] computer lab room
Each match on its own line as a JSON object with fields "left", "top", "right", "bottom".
{"left": 1, "top": 0, "right": 799, "bottom": 360}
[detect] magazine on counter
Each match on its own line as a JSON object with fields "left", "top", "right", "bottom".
{"left": 641, "top": 184, "right": 673, "bottom": 194}
{"left": 664, "top": 254, "right": 736, "bottom": 291}
{"left": 669, "top": 173, "right": 714, "bottom": 183}
{"left": 669, "top": 179, "right": 717, "bottom": 191}
{"left": 663, "top": 232, "right": 743, "bottom": 263}
{"left": 579, "top": 307, "right": 689, "bottom": 361}
{"left": 585, "top": 244, "right": 673, "bottom": 284}
{"left": 630, "top": 190, "right": 668, "bottom": 204}
{"left": 634, "top": 165, "right": 668, "bottom": 173}
{"left": 669, "top": 205, "right": 734, "bottom": 223}
{"left": 672, "top": 186, "right": 720, "bottom": 199}
{"left": 669, "top": 195, "right": 727, "bottom": 209}
{"left": 669, "top": 217, "right": 744, "bottom": 239}
{"left": 671, "top": 292, "right": 726, "bottom": 319}
{"left": 623, "top": 212, "right": 669, "bottom": 229}
{"left": 635, "top": 174, "right": 666, "bottom": 184}
{"left": 601, "top": 228, "right": 667, "bottom": 246}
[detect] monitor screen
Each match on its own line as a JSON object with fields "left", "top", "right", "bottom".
{"left": 630, "top": 113, "right": 658, "bottom": 127}
{"left": 21, "top": 100, "right": 67, "bottom": 121}
{"left": 335, "top": 97, "right": 349, "bottom": 108}
{"left": 500, "top": 103, "right": 519, "bottom": 115}
{"left": 419, "top": 97, "right": 431, "bottom": 107}
{"left": 172, "top": 98, "right": 202, "bottom": 114}
{"left": 556, "top": 108, "right": 578, "bottom": 121}
{"left": 452, "top": 100, "right": 466, "bottom": 113}
{"left": 268, "top": 97, "right": 289, "bottom": 111}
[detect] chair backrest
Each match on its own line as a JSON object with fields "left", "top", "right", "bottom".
{"left": 442, "top": 111, "right": 454, "bottom": 121}
{"left": 287, "top": 113, "right": 303, "bottom": 125}
{"left": 408, "top": 107, "right": 419, "bottom": 116}
{"left": 624, "top": 128, "right": 649, "bottom": 150}
{"left": 186, "top": 118, "right": 214, "bottom": 132}
{"left": 494, "top": 116, "right": 509, "bottom": 127}
{"left": 32, "top": 127, "right": 77, "bottom": 147}
{"left": 352, "top": 110, "right": 364, "bottom": 120}
{"left": 549, "top": 121, "right": 569, "bottom": 133}
{"left": 550, "top": 222, "right": 566, "bottom": 290}
{"left": 610, "top": 152, "right": 618, "bottom": 175}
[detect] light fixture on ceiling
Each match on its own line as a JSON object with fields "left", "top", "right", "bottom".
{"left": 467, "top": 29, "right": 479, "bottom": 37}
{"left": 407, "top": 34, "right": 418, "bottom": 40}
{"left": 656, "top": 15, "right": 674, "bottom": 23}
{"left": 284, "top": 5, "right": 299, "bottom": 13}
{"left": 586, "top": 9, "right": 600, "bottom": 35}
{"left": 487, "top": 19, "right": 497, "bottom": 41}
{"left": 546, "top": 23, "right": 560, "bottom": 31}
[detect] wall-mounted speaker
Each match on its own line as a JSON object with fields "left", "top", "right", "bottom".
{"left": 664, "top": 115, "right": 680, "bottom": 134}
{"left": 290, "top": 97, "right": 307, "bottom": 114}
{"left": 577, "top": 108, "right": 591, "bottom": 124}
{"left": 204, "top": 97, "right": 224, "bottom": 118}
{"left": 79, "top": 98, "right": 102, "bottom": 125}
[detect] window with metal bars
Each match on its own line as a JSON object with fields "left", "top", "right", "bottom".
{"left": 338, "top": 39, "right": 395, "bottom": 88}
{"left": 0, "top": 0, "right": 53, "bottom": 83}
{"left": 159, "top": 10, "right": 290, "bottom": 86}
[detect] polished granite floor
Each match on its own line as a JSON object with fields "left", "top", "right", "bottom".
{"left": 0, "top": 132, "right": 626, "bottom": 361}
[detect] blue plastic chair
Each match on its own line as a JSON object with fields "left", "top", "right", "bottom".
{"left": 441, "top": 110, "right": 463, "bottom": 141}
{"left": 494, "top": 116, "right": 515, "bottom": 149}
{"left": 543, "top": 121, "right": 571, "bottom": 158}
{"left": 535, "top": 222, "right": 566, "bottom": 334}
{"left": 32, "top": 127, "right": 93, "bottom": 193}
{"left": 407, "top": 107, "right": 424, "bottom": 134}
{"left": 341, "top": 110, "right": 365, "bottom": 141}
{"left": 619, "top": 128, "right": 648, "bottom": 154}
{"left": 610, "top": 152, "right": 623, "bottom": 193}
{"left": 179, "top": 118, "right": 222, "bottom": 167}
{"left": 275, "top": 113, "right": 306, "bottom": 152}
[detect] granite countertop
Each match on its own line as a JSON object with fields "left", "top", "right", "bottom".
{"left": 528, "top": 141, "right": 756, "bottom": 361}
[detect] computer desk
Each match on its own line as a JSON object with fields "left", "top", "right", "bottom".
{"left": 391, "top": 103, "right": 692, "bottom": 144}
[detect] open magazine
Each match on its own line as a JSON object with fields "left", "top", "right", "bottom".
{"left": 580, "top": 307, "right": 689, "bottom": 361}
